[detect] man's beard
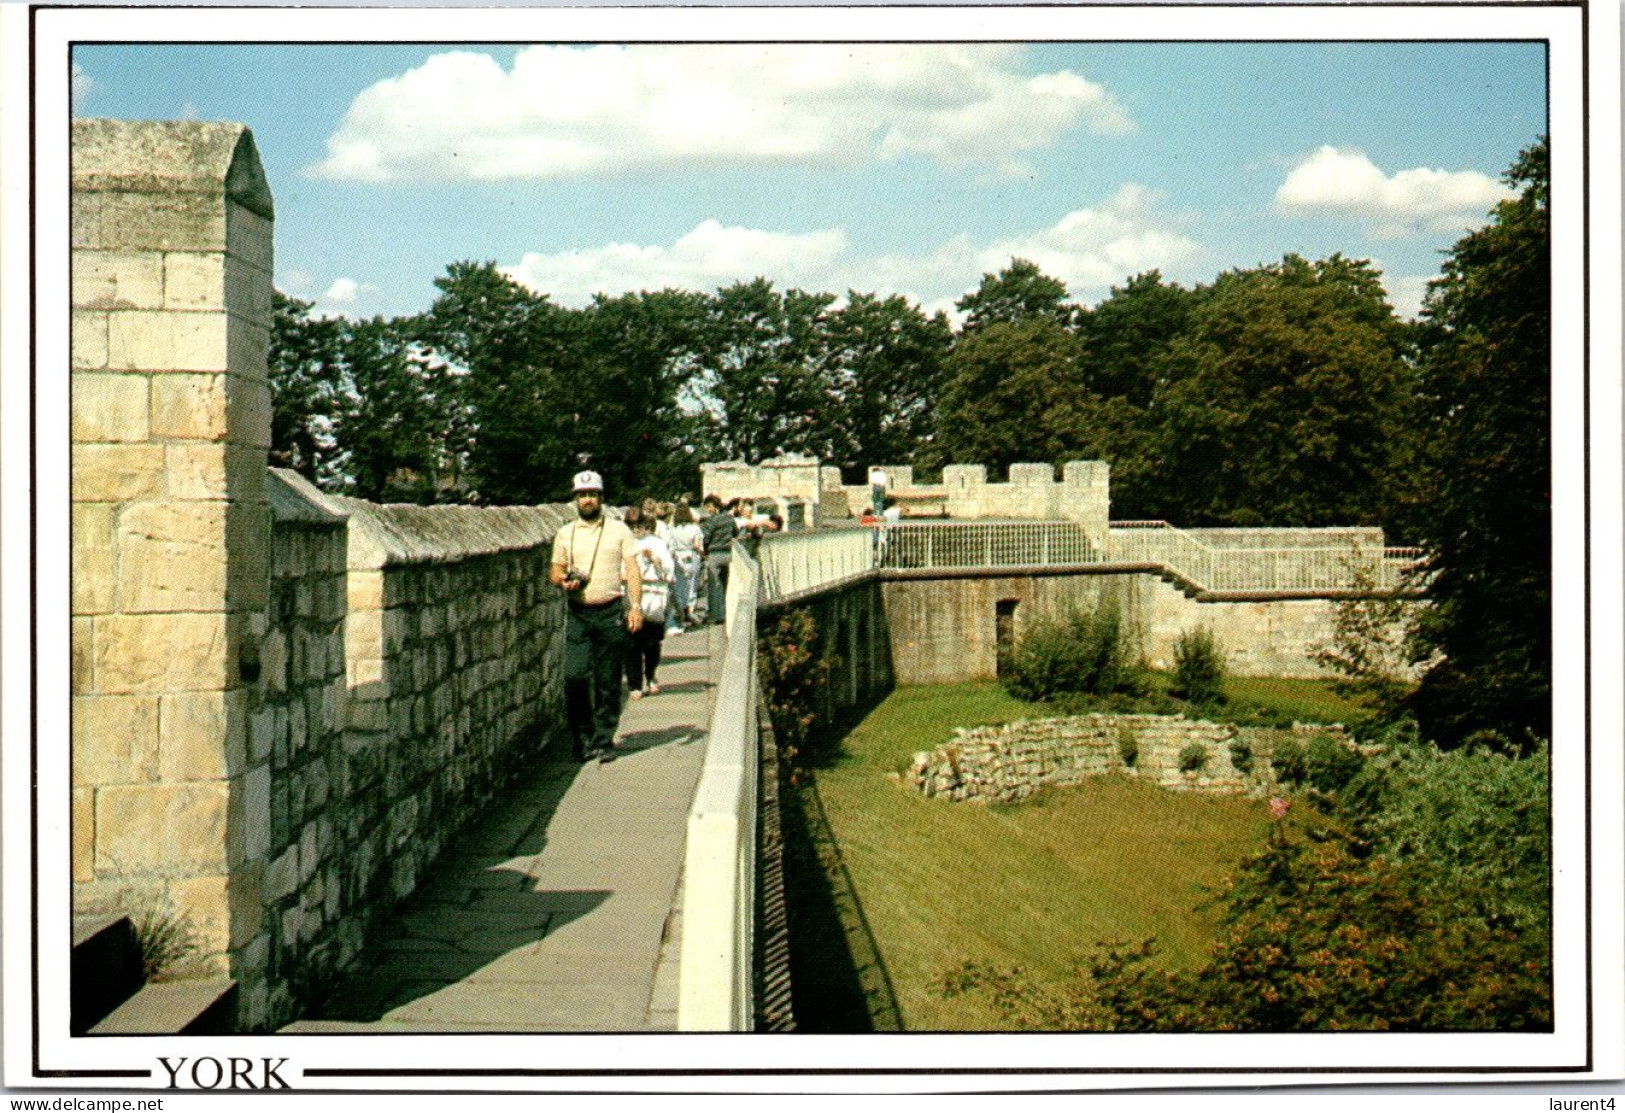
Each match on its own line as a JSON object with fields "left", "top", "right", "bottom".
{"left": 578, "top": 502, "right": 602, "bottom": 521}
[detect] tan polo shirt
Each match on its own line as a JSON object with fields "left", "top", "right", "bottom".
{"left": 551, "top": 515, "right": 638, "bottom": 605}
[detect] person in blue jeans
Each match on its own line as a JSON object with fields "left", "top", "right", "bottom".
{"left": 549, "top": 471, "right": 642, "bottom": 761}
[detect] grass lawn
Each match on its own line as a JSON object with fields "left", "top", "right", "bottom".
{"left": 803, "top": 681, "right": 1304, "bottom": 1031}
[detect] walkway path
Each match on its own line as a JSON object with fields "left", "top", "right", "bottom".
{"left": 282, "top": 625, "right": 721, "bottom": 1033}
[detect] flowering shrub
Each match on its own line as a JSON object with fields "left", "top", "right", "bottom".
{"left": 757, "top": 607, "right": 837, "bottom": 767}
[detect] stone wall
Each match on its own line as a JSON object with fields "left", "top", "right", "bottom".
{"left": 902, "top": 715, "right": 1352, "bottom": 804}
{"left": 881, "top": 573, "right": 1375, "bottom": 683}
{"left": 71, "top": 119, "right": 276, "bottom": 983}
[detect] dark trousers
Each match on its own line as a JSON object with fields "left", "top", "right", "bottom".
{"left": 705, "top": 553, "right": 730, "bottom": 625}
{"left": 626, "top": 624, "right": 666, "bottom": 691}
{"left": 564, "top": 598, "right": 628, "bottom": 755}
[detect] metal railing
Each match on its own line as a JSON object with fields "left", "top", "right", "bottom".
{"left": 879, "top": 519, "right": 1097, "bottom": 570}
{"left": 1109, "top": 521, "right": 1424, "bottom": 594}
{"left": 756, "top": 527, "right": 875, "bottom": 603}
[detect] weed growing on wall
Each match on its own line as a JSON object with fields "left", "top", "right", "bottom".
{"left": 1171, "top": 627, "right": 1226, "bottom": 706}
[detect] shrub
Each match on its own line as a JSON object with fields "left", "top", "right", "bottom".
{"left": 1304, "top": 732, "right": 1364, "bottom": 794}
{"left": 1177, "top": 743, "right": 1208, "bottom": 774}
{"left": 1116, "top": 727, "right": 1139, "bottom": 768}
{"left": 1338, "top": 734, "right": 1550, "bottom": 937}
{"left": 1001, "top": 606, "right": 1142, "bottom": 703}
{"left": 1170, "top": 627, "right": 1226, "bottom": 705}
{"left": 1228, "top": 738, "right": 1253, "bottom": 776}
{"left": 1270, "top": 737, "right": 1308, "bottom": 785}
{"left": 131, "top": 902, "right": 198, "bottom": 982}
{"left": 758, "top": 607, "right": 836, "bottom": 766}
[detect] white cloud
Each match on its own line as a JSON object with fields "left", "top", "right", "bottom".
{"left": 71, "top": 62, "right": 95, "bottom": 107}
{"left": 306, "top": 44, "right": 1133, "bottom": 183}
{"left": 1276, "top": 145, "right": 1514, "bottom": 234}
{"left": 1383, "top": 273, "right": 1436, "bottom": 321}
{"left": 324, "top": 277, "right": 361, "bottom": 303}
{"left": 502, "top": 184, "right": 1202, "bottom": 317}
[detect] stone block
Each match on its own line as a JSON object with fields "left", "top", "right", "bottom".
{"left": 226, "top": 204, "right": 274, "bottom": 275}
{"left": 263, "top": 844, "right": 299, "bottom": 903}
{"left": 225, "top": 363, "right": 271, "bottom": 447}
{"left": 72, "top": 309, "right": 110, "bottom": 370}
{"left": 168, "top": 873, "right": 233, "bottom": 956}
{"left": 73, "top": 443, "right": 167, "bottom": 504}
{"left": 162, "top": 443, "right": 225, "bottom": 500}
{"left": 149, "top": 373, "right": 227, "bottom": 441}
{"left": 224, "top": 253, "right": 274, "bottom": 327}
{"left": 347, "top": 571, "right": 383, "bottom": 612}
{"left": 158, "top": 689, "right": 247, "bottom": 781}
{"left": 72, "top": 617, "right": 94, "bottom": 695}
{"left": 163, "top": 252, "right": 226, "bottom": 311}
{"left": 118, "top": 501, "right": 228, "bottom": 613}
{"left": 71, "top": 503, "right": 118, "bottom": 615}
{"left": 107, "top": 309, "right": 229, "bottom": 373}
{"left": 72, "top": 693, "right": 160, "bottom": 785}
{"left": 225, "top": 503, "right": 271, "bottom": 611}
{"left": 73, "top": 788, "right": 96, "bottom": 883}
{"left": 95, "top": 782, "right": 230, "bottom": 875}
{"left": 72, "top": 373, "right": 150, "bottom": 443}
{"left": 95, "top": 190, "right": 227, "bottom": 254}
{"left": 230, "top": 764, "right": 272, "bottom": 865}
{"left": 92, "top": 612, "right": 230, "bottom": 693}
{"left": 75, "top": 250, "right": 165, "bottom": 310}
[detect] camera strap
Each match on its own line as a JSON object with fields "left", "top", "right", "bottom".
{"left": 569, "top": 519, "right": 607, "bottom": 589}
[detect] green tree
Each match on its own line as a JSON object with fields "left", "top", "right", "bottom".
{"left": 931, "top": 318, "right": 1092, "bottom": 471}
{"left": 268, "top": 291, "right": 346, "bottom": 486}
{"left": 1144, "top": 254, "right": 1415, "bottom": 528}
{"left": 414, "top": 261, "right": 578, "bottom": 504}
{"left": 956, "top": 258, "right": 1079, "bottom": 333}
{"left": 1405, "top": 138, "right": 1550, "bottom": 749}
{"left": 689, "top": 279, "right": 835, "bottom": 464}
{"left": 332, "top": 316, "right": 450, "bottom": 502}
{"left": 819, "top": 291, "right": 952, "bottom": 475}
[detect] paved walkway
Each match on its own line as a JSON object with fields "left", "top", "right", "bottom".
{"left": 283, "top": 625, "right": 721, "bottom": 1033}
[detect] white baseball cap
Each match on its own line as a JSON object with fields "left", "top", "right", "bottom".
{"left": 572, "top": 470, "right": 604, "bottom": 493}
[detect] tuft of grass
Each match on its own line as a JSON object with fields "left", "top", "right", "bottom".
{"left": 802, "top": 682, "right": 1286, "bottom": 1031}
{"left": 131, "top": 903, "right": 199, "bottom": 982}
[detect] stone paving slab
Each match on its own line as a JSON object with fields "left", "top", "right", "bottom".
{"left": 288, "top": 626, "right": 720, "bottom": 1034}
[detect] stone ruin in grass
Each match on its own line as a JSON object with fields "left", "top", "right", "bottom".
{"left": 896, "top": 713, "right": 1360, "bottom": 805}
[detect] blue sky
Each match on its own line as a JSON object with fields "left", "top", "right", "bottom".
{"left": 73, "top": 39, "right": 1546, "bottom": 322}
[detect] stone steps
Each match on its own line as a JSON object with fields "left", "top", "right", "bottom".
{"left": 71, "top": 913, "right": 238, "bottom": 1035}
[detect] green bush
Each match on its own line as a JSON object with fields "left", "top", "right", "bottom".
{"left": 1228, "top": 739, "right": 1253, "bottom": 776}
{"left": 1170, "top": 627, "right": 1226, "bottom": 705}
{"left": 1001, "top": 607, "right": 1141, "bottom": 703}
{"left": 1116, "top": 727, "right": 1139, "bottom": 768}
{"left": 1271, "top": 737, "right": 1308, "bottom": 785}
{"left": 1177, "top": 743, "right": 1208, "bottom": 774}
{"left": 1338, "top": 732, "right": 1550, "bottom": 937}
{"left": 1304, "top": 733, "right": 1364, "bottom": 793}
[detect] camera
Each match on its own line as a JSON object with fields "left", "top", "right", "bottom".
{"left": 563, "top": 567, "right": 588, "bottom": 591}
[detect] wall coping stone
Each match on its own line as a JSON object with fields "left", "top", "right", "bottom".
{"left": 268, "top": 469, "right": 348, "bottom": 526}
{"left": 72, "top": 119, "right": 274, "bottom": 220}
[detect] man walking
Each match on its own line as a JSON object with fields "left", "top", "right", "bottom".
{"left": 550, "top": 471, "right": 642, "bottom": 761}
{"left": 699, "top": 494, "right": 736, "bottom": 626}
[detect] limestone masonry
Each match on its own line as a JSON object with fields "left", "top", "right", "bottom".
{"left": 902, "top": 715, "right": 1355, "bottom": 804}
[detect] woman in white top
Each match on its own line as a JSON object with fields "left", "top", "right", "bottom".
{"left": 666, "top": 501, "right": 705, "bottom": 630}
{"left": 624, "top": 506, "right": 676, "bottom": 697}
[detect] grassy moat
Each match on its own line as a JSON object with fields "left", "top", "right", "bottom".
{"left": 786, "top": 678, "right": 1356, "bottom": 1031}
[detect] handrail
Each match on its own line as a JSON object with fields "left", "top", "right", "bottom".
{"left": 1108, "top": 521, "right": 1422, "bottom": 594}
{"left": 677, "top": 550, "right": 761, "bottom": 1031}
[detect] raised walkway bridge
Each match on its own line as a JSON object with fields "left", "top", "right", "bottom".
{"left": 280, "top": 521, "right": 1421, "bottom": 1034}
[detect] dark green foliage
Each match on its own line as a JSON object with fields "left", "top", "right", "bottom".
{"left": 1170, "top": 627, "right": 1226, "bottom": 705}
{"left": 1177, "top": 743, "right": 1208, "bottom": 774}
{"left": 1116, "top": 728, "right": 1139, "bottom": 769}
{"left": 1405, "top": 138, "right": 1550, "bottom": 750}
{"left": 1083, "top": 828, "right": 1551, "bottom": 1031}
{"left": 269, "top": 291, "right": 345, "bottom": 485}
{"left": 930, "top": 318, "right": 1092, "bottom": 473}
{"left": 955, "top": 257, "right": 1079, "bottom": 333}
{"left": 1303, "top": 732, "right": 1364, "bottom": 794}
{"left": 758, "top": 608, "right": 837, "bottom": 767}
{"left": 1337, "top": 733, "right": 1550, "bottom": 938}
{"left": 1271, "top": 737, "right": 1308, "bottom": 786}
{"left": 1000, "top": 607, "right": 1141, "bottom": 703}
{"left": 1228, "top": 739, "right": 1253, "bottom": 776}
